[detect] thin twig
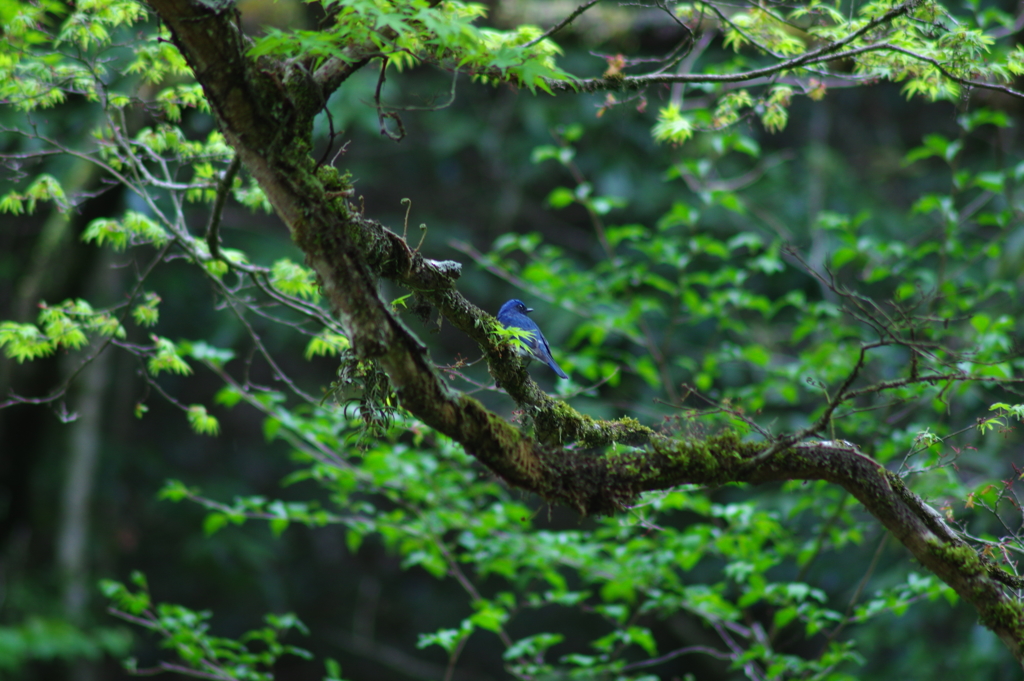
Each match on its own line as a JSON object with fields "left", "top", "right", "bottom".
{"left": 375, "top": 58, "right": 406, "bottom": 141}
{"left": 205, "top": 155, "right": 241, "bottom": 261}
{"left": 521, "top": 0, "right": 601, "bottom": 48}
{"left": 621, "top": 644, "right": 732, "bottom": 670}
{"left": 315, "top": 104, "right": 338, "bottom": 170}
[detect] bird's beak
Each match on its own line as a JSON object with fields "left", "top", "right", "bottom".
{"left": 526, "top": 307, "right": 534, "bottom": 313}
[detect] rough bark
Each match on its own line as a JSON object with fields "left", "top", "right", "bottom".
{"left": 144, "top": 0, "right": 1024, "bottom": 664}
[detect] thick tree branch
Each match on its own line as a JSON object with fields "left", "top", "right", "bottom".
{"left": 145, "top": 0, "right": 1024, "bottom": 663}
{"left": 314, "top": 55, "right": 374, "bottom": 95}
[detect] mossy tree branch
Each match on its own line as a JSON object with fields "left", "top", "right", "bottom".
{"left": 145, "top": 0, "right": 1024, "bottom": 665}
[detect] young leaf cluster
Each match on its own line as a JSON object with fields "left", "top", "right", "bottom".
{"left": 248, "top": 0, "right": 571, "bottom": 93}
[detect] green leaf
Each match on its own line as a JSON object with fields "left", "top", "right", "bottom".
{"left": 158, "top": 479, "right": 194, "bottom": 502}
{"left": 973, "top": 171, "right": 1004, "bottom": 192}
{"left": 132, "top": 293, "right": 161, "bottom": 327}
{"left": 305, "top": 332, "right": 350, "bottom": 359}
{"left": 652, "top": 103, "right": 693, "bottom": 144}
{"left": 0, "top": 321, "right": 55, "bottom": 362}
{"left": 181, "top": 340, "right": 235, "bottom": 367}
{"left": 187, "top": 404, "right": 220, "bottom": 436}
{"left": 547, "top": 186, "right": 575, "bottom": 209}
{"left": 213, "top": 385, "right": 244, "bottom": 408}
{"left": 271, "top": 259, "right": 320, "bottom": 301}
{"left": 469, "top": 600, "right": 508, "bottom": 633}
{"left": 203, "top": 513, "right": 229, "bottom": 536}
{"left": 82, "top": 218, "right": 129, "bottom": 250}
{"left": 147, "top": 337, "right": 193, "bottom": 376}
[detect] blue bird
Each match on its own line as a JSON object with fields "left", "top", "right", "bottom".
{"left": 497, "top": 299, "right": 569, "bottom": 379}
